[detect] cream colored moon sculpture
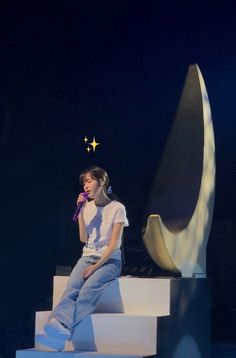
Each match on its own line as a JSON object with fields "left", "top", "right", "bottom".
{"left": 143, "top": 64, "right": 215, "bottom": 277}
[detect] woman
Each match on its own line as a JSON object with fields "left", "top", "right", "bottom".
{"left": 35, "top": 166, "right": 129, "bottom": 351}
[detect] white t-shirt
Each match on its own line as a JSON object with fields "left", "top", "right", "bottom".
{"left": 81, "top": 200, "right": 129, "bottom": 260}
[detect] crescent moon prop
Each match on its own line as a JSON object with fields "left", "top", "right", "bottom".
{"left": 143, "top": 64, "right": 215, "bottom": 277}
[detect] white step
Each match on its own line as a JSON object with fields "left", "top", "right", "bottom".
{"left": 35, "top": 311, "right": 157, "bottom": 356}
{"left": 16, "top": 350, "right": 143, "bottom": 358}
{"left": 53, "top": 276, "right": 170, "bottom": 316}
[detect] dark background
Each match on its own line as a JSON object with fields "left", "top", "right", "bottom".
{"left": 0, "top": 1, "right": 235, "bottom": 357}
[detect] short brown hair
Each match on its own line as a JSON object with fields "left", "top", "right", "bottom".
{"left": 79, "top": 166, "right": 110, "bottom": 190}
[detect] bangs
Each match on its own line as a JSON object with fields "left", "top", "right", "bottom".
{"left": 79, "top": 166, "right": 109, "bottom": 187}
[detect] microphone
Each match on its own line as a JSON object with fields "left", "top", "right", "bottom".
{"left": 73, "top": 192, "right": 89, "bottom": 222}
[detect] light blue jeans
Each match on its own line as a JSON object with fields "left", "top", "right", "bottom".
{"left": 48, "top": 256, "right": 122, "bottom": 333}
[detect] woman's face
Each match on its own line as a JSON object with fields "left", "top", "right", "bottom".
{"left": 83, "top": 172, "right": 103, "bottom": 199}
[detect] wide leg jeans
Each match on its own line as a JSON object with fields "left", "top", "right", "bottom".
{"left": 48, "top": 256, "right": 122, "bottom": 333}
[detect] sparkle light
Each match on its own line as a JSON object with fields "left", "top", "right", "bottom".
{"left": 89, "top": 136, "right": 100, "bottom": 152}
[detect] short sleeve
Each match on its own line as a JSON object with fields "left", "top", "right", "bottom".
{"left": 114, "top": 204, "right": 129, "bottom": 227}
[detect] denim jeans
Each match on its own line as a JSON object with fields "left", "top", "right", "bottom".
{"left": 48, "top": 256, "right": 122, "bottom": 332}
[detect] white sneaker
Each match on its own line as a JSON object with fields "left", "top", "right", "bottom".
{"left": 44, "top": 318, "right": 71, "bottom": 340}
{"left": 35, "top": 334, "right": 65, "bottom": 351}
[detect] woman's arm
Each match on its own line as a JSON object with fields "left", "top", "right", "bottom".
{"left": 82, "top": 222, "right": 124, "bottom": 278}
{"left": 77, "top": 193, "right": 88, "bottom": 243}
{"left": 78, "top": 211, "right": 88, "bottom": 243}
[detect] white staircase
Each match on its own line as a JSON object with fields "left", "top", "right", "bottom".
{"left": 16, "top": 276, "right": 210, "bottom": 358}
{"left": 16, "top": 276, "right": 171, "bottom": 358}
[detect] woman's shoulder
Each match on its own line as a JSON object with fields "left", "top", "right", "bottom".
{"left": 109, "top": 200, "right": 126, "bottom": 210}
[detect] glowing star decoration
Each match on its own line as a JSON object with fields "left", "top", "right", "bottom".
{"left": 89, "top": 136, "right": 100, "bottom": 152}
{"left": 83, "top": 135, "right": 101, "bottom": 153}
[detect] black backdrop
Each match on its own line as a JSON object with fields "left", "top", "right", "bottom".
{"left": 0, "top": 1, "right": 236, "bottom": 356}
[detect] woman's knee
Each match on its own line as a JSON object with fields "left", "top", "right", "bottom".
{"left": 61, "top": 287, "right": 81, "bottom": 302}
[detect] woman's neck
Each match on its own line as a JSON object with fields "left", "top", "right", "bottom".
{"left": 94, "top": 192, "right": 111, "bottom": 207}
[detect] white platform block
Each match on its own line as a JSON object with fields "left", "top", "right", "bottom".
{"left": 72, "top": 313, "right": 157, "bottom": 355}
{"left": 53, "top": 276, "right": 170, "bottom": 316}
{"left": 35, "top": 311, "right": 157, "bottom": 356}
{"left": 16, "top": 349, "right": 143, "bottom": 358}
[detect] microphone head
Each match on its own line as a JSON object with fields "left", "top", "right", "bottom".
{"left": 82, "top": 192, "right": 89, "bottom": 200}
